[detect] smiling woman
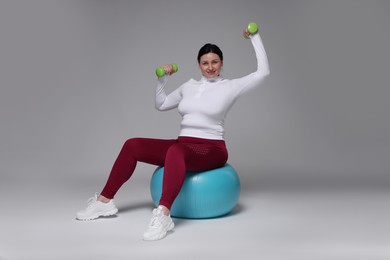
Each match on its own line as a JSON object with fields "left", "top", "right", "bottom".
{"left": 76, "top": 22, "right": 269, "bottom": 241}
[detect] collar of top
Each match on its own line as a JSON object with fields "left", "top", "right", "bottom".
{"left": 200, "top": 75, "right": 223, "bottom": 83}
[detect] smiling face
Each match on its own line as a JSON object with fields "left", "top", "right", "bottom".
{"left": 198, "top": 53, "right": 223, "bottom": 79}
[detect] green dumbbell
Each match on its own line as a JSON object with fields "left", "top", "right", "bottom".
{"left": 243, "top": 22, "right": 258, "bottom": 39}
{"left": 155, "top": 63, "right": 178, "bottom": 77}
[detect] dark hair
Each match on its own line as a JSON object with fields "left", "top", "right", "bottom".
{"left": 197, "top": 43, "right": 223, "bottom": 63}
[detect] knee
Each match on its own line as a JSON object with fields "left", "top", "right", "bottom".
{"left": 166, "top": 144, "right": 186, "bottom": 158}
{"left": 122, "top": 138, "right": 141, "bottom": 151}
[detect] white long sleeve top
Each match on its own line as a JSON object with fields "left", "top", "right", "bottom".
{"left": 155, "top": 32, "right": 270, "bottom": 140}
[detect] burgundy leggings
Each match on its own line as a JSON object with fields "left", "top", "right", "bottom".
{"left": 101, "top": 136, "right": 228, "bottom": 209}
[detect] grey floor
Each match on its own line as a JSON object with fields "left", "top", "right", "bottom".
{"left": 1, "top": 170, "right": 389, "bottom": 260}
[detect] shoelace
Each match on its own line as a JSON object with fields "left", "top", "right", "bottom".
{"left": 86, "top": 195, "right": 98, "bottom": 209}
{"left": 149, "top": 209, "right": 163, "bottom": 228}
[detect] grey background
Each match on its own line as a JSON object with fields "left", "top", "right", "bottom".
{"left": 1, "top": 0, "right": 390, "bottom": 187}
{"left": 1, "top": 1, "right": 389, "bottom": 260}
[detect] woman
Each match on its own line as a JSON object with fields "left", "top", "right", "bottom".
{"left": 76, "top": 23, "right": 270, "bottom": 241}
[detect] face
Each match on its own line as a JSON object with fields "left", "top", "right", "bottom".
{"left": 198, "top": 53, "right": 223, "bottom": 78}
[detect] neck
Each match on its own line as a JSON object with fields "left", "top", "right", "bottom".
{"left": 201, "top": 75, "right": 222, "bottom": 82}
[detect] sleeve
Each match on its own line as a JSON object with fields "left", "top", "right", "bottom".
{"left": 231, "top": 31, "right": 270, "bottom": 97}
{"left": 155, "top": 75, "right": 183, "bottom": 111}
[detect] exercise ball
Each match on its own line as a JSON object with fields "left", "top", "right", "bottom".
{"left": 150, "top": 164, "right": 240, "bottom": 219}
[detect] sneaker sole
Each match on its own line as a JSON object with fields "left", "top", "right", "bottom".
{"left": 143, "top": 221, "right": 175, "bottom": 241}
{"left": 76, "top": 208, "right": 118, "bottom": 221}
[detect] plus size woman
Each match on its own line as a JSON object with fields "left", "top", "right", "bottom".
{"left": 76, "top": 22, "right": 270, "bottom": 241}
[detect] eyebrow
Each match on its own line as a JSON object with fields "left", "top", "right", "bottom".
{"left": 201, "top": 59, "right": 220, "bottom": 63}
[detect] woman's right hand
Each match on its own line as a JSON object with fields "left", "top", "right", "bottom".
{"left": 160, "top": 64, "right": 175, "bottom": 75}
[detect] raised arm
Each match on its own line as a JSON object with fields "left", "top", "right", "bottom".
{"left": 155, "top": 75, "right": 182, "bottom": 111}
{"left": 232, "top": 23, "right": 270, "bottom": 96}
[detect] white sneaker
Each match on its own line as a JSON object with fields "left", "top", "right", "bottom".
{"left": 76, "top": 193, "right": 118, "bottom": 221}
{"left": 143, "top": 206, "right": 175, "bottom": 241}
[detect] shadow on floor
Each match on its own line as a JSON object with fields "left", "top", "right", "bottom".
{"left": 118, "top": 201, "right": 155, "bottom": 213}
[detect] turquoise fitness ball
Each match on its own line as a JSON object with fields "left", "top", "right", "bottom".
{"left": 150, "top": 164, "right": 240, "bottom": 219}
